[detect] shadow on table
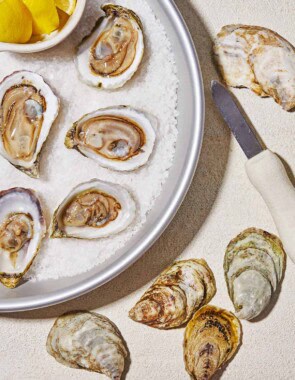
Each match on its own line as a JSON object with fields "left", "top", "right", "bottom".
{"left": 6, "top": 1, "right": 231, "bottom": 320}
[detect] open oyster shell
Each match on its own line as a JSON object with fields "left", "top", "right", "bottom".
{"left": 224, "top": 228, "right": 286, "bottom": 320}
{"left": 50, "top": 179, "right": 136, "bottom": 239}
{"left": 214, "top": 25, "right": 295, "bottom": 110}
{"left": 46, "top": 311, "right": 128, "bottom": 380}
{"left": 0, "top": 71, "right": 59, "bottom": 177}
{"left": 65, "top": 106, "right": 156, "bottom": 171}
{"left": 76, "top": 4, "right": 144, "bottom": 89}
{"left": 129, "top": 259, "right": 216, "bottom": 329}
{"left": 0, "top": 187, "right": 46, "bottom": 288}
{"left": 184, "top": 305, "right": 241, "bottom": 380}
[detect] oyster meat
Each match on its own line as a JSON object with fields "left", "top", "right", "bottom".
{"left": 214, "top": 25, "right": 295, "bottom": 110}
{"left": 50, "top": 179, "right": 136, "bottom": 239}
{"left": 0, "top": 71, "right": 59, "bottom": 177}
{"left": 0, "top": 187, "right": 46, "bottom": 288}
{"left": 76, "top": 4, "right": 144, "bottom": 89}
{"left": 46, "top": 311, "right": 128, "bottom": 380}
{"left": 184, "top": 305, "right": 241, "bottom": 380}
{"left": 129, "top": 259, "right": 216, "bottom": 329}
{"left": 65, "top": 106, "right": 156, "bottom": 171}
{"left": 224, "top": 228, "right": 286, "bottom": 320}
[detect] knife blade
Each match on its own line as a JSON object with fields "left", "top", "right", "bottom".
{"left": 211, "top": 80, "right": 264, "bottom": 159}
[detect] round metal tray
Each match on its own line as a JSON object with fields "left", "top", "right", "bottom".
{"left": 0, "top": 0, "right": 204, "bottom": 312}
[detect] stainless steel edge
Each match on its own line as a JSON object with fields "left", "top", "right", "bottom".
{"left": 0, "top": 0, "right": 204, "bottom": 312}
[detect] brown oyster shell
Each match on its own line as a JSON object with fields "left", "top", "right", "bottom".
{"left": 129, "top": 259, "right": 216, "bottom": 329}
{"left": 184, "top": 305, "right": 241, "bottom": 380}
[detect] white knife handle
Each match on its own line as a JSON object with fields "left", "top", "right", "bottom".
{"left": 246, "top": 149, "right": 295, "bottom": 263}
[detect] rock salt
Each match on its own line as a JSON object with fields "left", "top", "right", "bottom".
{"left": 0, "top": 0, "right": 178, "bottom": 281}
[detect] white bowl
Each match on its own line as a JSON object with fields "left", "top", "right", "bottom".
{"left": 0, "top": 0, "right": 86, "bottom": 54}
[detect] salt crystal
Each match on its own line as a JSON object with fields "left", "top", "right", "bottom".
{"left": 0, "top": 0, "right": 178, "bottom": 281}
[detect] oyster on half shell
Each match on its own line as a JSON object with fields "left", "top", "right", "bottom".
{"left": 50, "top": 179, "right": 136, "bottom": 239}
{"left": 46, "top": 311, "right": 128, "bottom": 380}
{"left": 65, "top": 106, "right": 156, "bottom": 171}
{"left": 0, "top": 187, "right": 46, "bottom": 288}
{"left": 184, "top": 305, "right": 241, "bottom": 380}
{"left": 224, "top": 228, "right": 286, "bottom": 320}
{"left": 0, "top": 71, "right": 59, "bottom": 177}
{"left": 214, "top": 25, "right": 295, "bottom": 110}
{"left": 75, "top": 4, "right": 144, "bottom": 89}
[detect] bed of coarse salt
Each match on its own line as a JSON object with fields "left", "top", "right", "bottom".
{"left": 0, "top": 0, "right": 179, "bottom": 281}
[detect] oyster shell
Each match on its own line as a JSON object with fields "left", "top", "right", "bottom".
{"left": 76, "top": 4, "right": 144, "bottom": 89}
{"left": 65, "top": 106, "right": 156, "bottom": 171}
{"left": 0, "top": 187, "right": 46, "bottom": 288}
{"left": 184, "top": 305, "right": 241, "bottom": 380}
{"left": 46, "top": 311, "right": 127, "bottom": 380}
{"left": 0, "top": 71, "right": 59, "bottom": 177}
{"left": 129, "top": 259, "right": 216, "bottom": 329}
{"left": 214, "top": 25, "right": 295, "bottom": 110}
{"left": 50, "top": 179, "right": 136, "bottom": 239}
{"left": 224, "top": 228, "right": 286, "bottom": 320}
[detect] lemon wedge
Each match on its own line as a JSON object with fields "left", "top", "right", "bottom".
{"left": 22, "top": 0, "right": 59, "bottom": 35}
{"left": 55, "top": 0, "right": 76, "bottom": 16}
{"left": 0, "top": 0, "right": 32, "bottom": 43}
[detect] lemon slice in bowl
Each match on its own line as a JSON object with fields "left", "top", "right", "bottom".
{"left": 0, "top": 0, "right": 32, "bottom": 43}
{"left": 55, "top": 0, "right": 76, "bottom": 15}
{"left": 22, "top": 0, "right": 59, "bottom": 35}
{"left": 57, "top": 9, "right": 70, "bottom": 30}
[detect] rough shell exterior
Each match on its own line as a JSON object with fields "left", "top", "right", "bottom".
{"left": 214, "top": 25, "right": 295, "bottom": 111}
{"left": 184, "top": 305, "right": 241, "bottom": 380}
{"left": 46, "top": 311, "right": 128, "bottom": 380}
{"left": 224, "top": 228, "right": 286, "bottom": 320}
{"left": 129, "top": 259, "right": 216, "bottom": 329}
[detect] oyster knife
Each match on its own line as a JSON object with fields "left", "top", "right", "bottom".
{"left": 211, "top": 80, "right": 295, "bottom": 263}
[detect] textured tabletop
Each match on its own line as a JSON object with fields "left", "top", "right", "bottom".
{"left": 1, "top": 0, "right": 294, "bottom": 379}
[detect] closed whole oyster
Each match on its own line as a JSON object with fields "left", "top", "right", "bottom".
{"left": 0, "top": 71, "right": 59, "bottom": 177}
{"left": 184, "top": 305, "right": 241, "bottom": 380}
{"left": 0, "top": 187, "right": 46, "bottom": 288}
{"left": 226, "top": 247, "right": 278, "bottom": 292}
{"left": 76, "top": 4, "right": 144, "bottom": 89}
{"left": 50, "top": 179, "right": 136, "bottom": 239}
{"left": 214, "top": 25, "right": 295, "bottom": 110}
{"left": 224, "top": 227, "right": 285, "bottom": 280}
{"left": 129, "top": 259, "right": 216, "bottom": 329}
{"left": 65, "top": 106, "right": 156, "bottom": 171}
{"left": 224, "top": 228, "right": 286, "bottom": 320}
{"left": 231, "top": 270, "right": 272, "bottom": 321}
{"left": 46, "top": 311, "right": 127, "bottom": 380}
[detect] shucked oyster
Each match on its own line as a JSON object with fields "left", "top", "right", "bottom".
{"left": 50, "top": 179, "right": 136, "bottom": 239}
{"left": 0, "top": 187, "right": 46, "bottom": 288}
{"left": 184, "top": 305, "right": 241, "bottom": 380}
{"left": 0, "top": 71, "right": 59, "bottom": 177}
{"left": 76, "top": 4, "right": 144, "bottom": 89}
{"left": 224, "top": 228, "right": 286, "bottom": 320}
{"left": 129, "top": 259, "right": 216, "bottom": 329}
{"left": 65, "top": 106, "right": 156, "bottom": 171}
{"left": 214, "top": 25, "right": 295, "bottom": 110}
{"left": 46, "top": 311, "right": 128, "bottom": 380}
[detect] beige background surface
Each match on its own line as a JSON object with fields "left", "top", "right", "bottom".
{"left": 1, "top": 0, "right": 294, "bottom": 379}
